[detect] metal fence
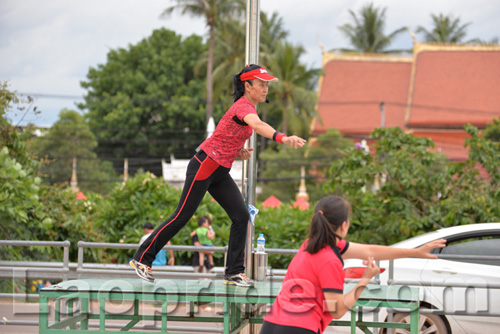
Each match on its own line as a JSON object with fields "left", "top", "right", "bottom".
{"left": 0, "top": 240, "right": 292, "bottom": 290}
{"left": 1, "top": 240, "right": 500, "bottom": 332}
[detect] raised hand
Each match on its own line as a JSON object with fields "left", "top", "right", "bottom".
{"left": 282, "top": 135, "right": 306, "bottom": 149}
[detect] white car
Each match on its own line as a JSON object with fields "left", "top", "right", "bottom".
{"left": 336, "top": 223, "right": 500, "bottom": 334}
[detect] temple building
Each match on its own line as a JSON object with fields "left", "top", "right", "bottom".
{"left": 311, "top": 42, "right": 500, "bottom": 161}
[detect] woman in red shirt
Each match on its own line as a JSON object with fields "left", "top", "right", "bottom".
{"left": 130, "top": 64, "right": 306, "bottom": 287}
{"left": 261, "top": 195, "right": 446, "bottom": 334}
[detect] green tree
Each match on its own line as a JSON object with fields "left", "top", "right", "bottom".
{"left": 337, "top": 2, "right": 407, "bottom": 53}
{"left": 325, "top": 126, "right": 500, "bottom": 245}
{"left": 80, "top": 29, "right": 207, "bottom": 165}
{"left": 464, "top": 124, "right": 500, "bottom": 188}
{"left": 483, "top": 117, "right": 500, "bottom": 143}
{"left": 0, "top": 83, "right": 52, "bottom": 257}
{"left": 28, "top": 109, "right": 117, "bottom": 194}
{"left": 260, "top": 11, "right": 289, "bottom": 54}
{"left": 207, "top": 17, "right": 246, "bottom": 114}
{"left": 258, "top": 129, "right": 353, "bottom": 203}
{"left": 307, "top": 128, "right": 355, "bottom": 182}
{"left": 0, "top": 146, "right": 48, "bottom": 243}
{"left": 36, "top": 185, "right": 104, "bottom": 262}
{"left": 416, "top": 13, "right": 477, "bottom": 43}
{"left": 161, "top": 0, "right": 245, "bottom": 126}
{"left": 0, "top": 83, "right": 38, "bottom": 167}
{"left": 326, "top": 127, "right": 450, "bottom": 244}
{"left": 255, "top": 203, "right": 313, "bottom": 268}
{"left": 265, "top": 41, "right": 320, "bottom": 137}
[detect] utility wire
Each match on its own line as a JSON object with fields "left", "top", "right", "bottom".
{"left": 19, "top": 92, "right": 499, "bottom": 116}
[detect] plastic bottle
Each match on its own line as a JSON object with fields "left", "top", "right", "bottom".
{"left": 256, "top": 233, "right": 266, "bottom": 253}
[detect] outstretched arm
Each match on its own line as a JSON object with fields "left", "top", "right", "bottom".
{"left": 342, "top": 239, "right": 446, "bottom": 261}
{"left": 324, "top": 257, "right": 379, "bottom": 318}
{"left": 243, "top": 113, "right": 306, "bottom": 148}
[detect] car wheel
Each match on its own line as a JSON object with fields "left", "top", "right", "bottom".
{"left": 383, "top": 311, "right": 448, "bottom": 334}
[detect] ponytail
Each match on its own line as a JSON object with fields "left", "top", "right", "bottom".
{"left": 232, "top": 64, "right": 262, "bottom": 102}
{"left": 305, "top": 196, "right": 350, "bottom": 254}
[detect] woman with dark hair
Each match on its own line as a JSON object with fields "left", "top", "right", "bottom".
{"left": 261, "top": 195, "right": 446, "bottom": 334}
{"left": 130, "top": 64, "right": 306, "bottom": 287}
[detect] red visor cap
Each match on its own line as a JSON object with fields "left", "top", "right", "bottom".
{"left": 240, "top": 68, "right": 278, "bottom": 82}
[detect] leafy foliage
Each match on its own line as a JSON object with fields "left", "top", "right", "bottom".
{"left": 255, "top": 204, "right": 313, "bottom": 269}
{"left": 483, "top": 117, "right": 500, "bottom": 143}
{"left": 325, "top": 126, "right": 500, "bottom": 245}
{"left": 161, "top": 0, "right": 246, "bottom": 124}
{"left": 416, "top": 13, "right": 476, "bottom": 43}
{"left": 80, "top": 29, "right": 207, "bottom": 162}
{"left": 258, "top": 129, "right": 353, "bottom": 203}
{"left": 0, "top": 84, "right": 52, "bottom": 260}
{"left": 0, "top": 146, "right": 48, "bottom": 241}
{"left": 28, "top": 109, "right": 117, "bottom": 194}
{"left": 90, "top": 171, "right": 229, "bottom": 265}
{"left": 37, "top": 185, "right": 105, "bottom": 262}
{"left": 264, "top": 41, "right": 321, "bottom": 137}
{"left": 0, "top": 83, "right": 49, "bottom": 246}
{"left": 0, "top": 83, "right": 106, "bottom": 262}
{"left": 337, "top": 2, "right": 407, "bottom": 53}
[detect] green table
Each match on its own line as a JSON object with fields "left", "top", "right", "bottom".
{"left": 39, "top": 279, "right": 419, "bottom": 334}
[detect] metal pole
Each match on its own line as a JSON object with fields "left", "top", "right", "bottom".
{"left": 380, "top": 102, "right": 385, "bottom": 128}
{"left": 243, "top": 0, "right": 260, "bottom": 280}
{"left": 62, "top": 240, "right": 70, "bottom": 281}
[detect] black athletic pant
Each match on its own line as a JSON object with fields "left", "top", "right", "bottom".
{"left": 261, "top": 321, "right": 320, "bottom": 334}
{"left": 134, "top": 150, "right": 250, "bottom": 275}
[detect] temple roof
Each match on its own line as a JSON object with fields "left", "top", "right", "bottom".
{"left": 312, "top": 44, "right": 500, "bottom": 161}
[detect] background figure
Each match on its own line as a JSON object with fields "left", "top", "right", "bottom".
{"left": 191, "top": 234, "right": 210, "bottom": 273}
{"left": 140, "top": 222, "right": 174, "bottom": 266}
{"left": 190, "top": 216, "right": 215, "bottom": 270}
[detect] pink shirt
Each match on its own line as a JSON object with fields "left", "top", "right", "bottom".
{"left": 199, "top": 97, "right": 257, "bottom": 168}
{"left": 264, "top": 239, "right": 349, "bottom": 333}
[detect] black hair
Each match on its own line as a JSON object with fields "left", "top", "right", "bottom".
{"left": 198, "top": 215, "right": 212, "bottom": 227}
{"left": 305, "top": 195, "right": 351, "bottom": 254}
{"left": 144, "top": 222, "right": 155, "bottom": 230}
{"left": 232, "top": 64, "right": 262, "bottom": 102}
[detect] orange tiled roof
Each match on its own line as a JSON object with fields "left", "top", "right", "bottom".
{"left": 312, "top": 53, "right": 412, "bottom": 137}
{"left": 410, "top": 130, "right": 470, "bottom": 161}
{"left": 312, "top": 44, "right": 500, "bottom": 161}
{"left": 406, "top": 44, "right": 500, "bottom": 128}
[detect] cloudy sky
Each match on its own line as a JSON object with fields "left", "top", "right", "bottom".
{"left": 1, "top": 0, "right": 499, "bottom": 126}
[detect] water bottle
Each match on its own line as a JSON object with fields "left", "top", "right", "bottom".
{"left": 256, "top": 233, "right": 266, "bottom": 253}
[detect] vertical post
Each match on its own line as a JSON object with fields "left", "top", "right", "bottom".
{"left": 123, "top": 158, "right": 129, "bottom": 184}
{"left": 70, "top": 156, "right": 78, "bottom": 192}
{"left": 380, "top": 102, "right": 385, "bottom": 128}
{"left": 63, "top": 240, "right": 70, "bottom": 281}
{"left": 243, "top": 0, "right": 260, "bottom": 280}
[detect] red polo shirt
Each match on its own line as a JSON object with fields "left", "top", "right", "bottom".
{"left": 264, "top": 239, "right": 349, "bottom": 333}
{"left": 199, "top": 96, "right": 256, "bottom": 168}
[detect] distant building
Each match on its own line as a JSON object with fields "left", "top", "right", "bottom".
{"left": 312, "top": 42, "right": 500, "bottom": 161}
